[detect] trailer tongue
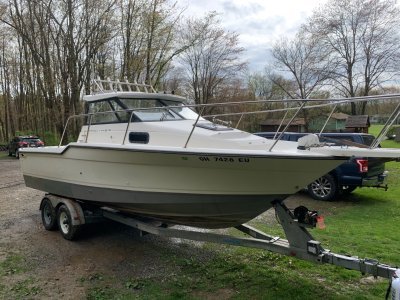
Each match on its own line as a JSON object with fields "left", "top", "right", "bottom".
{"left": 41, "top": 194, "right": 399, "bottom": 296}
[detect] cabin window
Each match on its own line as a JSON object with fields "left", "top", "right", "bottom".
{"left": 119, "top": 98, "right": 182, "bottom": 121}
{"left": 162, "top": 100, "right": 204, "bottom": 120}
{"left": 87, "top": 99, "right": 129, "bottom": 124}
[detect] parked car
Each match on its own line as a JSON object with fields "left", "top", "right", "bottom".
{"left": 254, "top": 132, "right": 388, "bottom": 201}
{"left": 8, "top": 136, "right": 44, "bottom": 158}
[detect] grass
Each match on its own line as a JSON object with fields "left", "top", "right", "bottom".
{"left": 0, "top": 253, "right": 29, "bottom": 276}
{"left": 0, "top": 253, "right": 41, "bottom": 299}
{"left": 369, "top": 124, "right": 400, "bottom": 148}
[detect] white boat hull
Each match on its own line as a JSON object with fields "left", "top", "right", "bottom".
{"left": 20, "top": 144, "right": 344, "bottom": 228}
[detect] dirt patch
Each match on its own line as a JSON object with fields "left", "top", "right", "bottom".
{"left": 0, "top": 157, "right": 348, "bottom": 299}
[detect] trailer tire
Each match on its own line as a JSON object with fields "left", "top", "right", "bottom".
{"left": 40, "top": 198, "right": 57, "bottom": 231}
{"left": 57, "top": 204, "right": 80, "bottom": 240}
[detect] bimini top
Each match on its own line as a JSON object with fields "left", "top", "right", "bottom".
{"left": 83, "top": 78, "right": 186, "bottom": 103}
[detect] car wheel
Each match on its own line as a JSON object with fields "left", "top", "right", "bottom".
{"left": 307, "top": 174, "right": 337, "bottom": 201}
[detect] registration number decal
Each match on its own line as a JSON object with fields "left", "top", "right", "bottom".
{"left": 198, "top": 156, "right": 250, "bottom": 163}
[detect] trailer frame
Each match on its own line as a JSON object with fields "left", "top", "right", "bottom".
{"left": 41, "top": 193, "right": 398, "bottom": 280}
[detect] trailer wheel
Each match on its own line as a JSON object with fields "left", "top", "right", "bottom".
{"left": 307, "top": 174, "right": 337, "bottom": 201}
{"left": 57, "top": 204, "right": 80, "bottom": 240}
{"left": 40, "top": 198, "right": 57, "bottom": 231}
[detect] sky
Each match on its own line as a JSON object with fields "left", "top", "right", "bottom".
{"left": 178, "top": 0, "right": 325, "bottom": 72}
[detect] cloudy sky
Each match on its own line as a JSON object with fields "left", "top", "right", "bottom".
{"left": 178, "top": 0, "right": 325, "bottom": 72}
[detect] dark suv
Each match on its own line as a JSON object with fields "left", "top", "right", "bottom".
{"left": 8, "top": 136, "right": 44, "bottom": 158}
{"left": 255, "top": 132, "right": 388, "bottom": 201}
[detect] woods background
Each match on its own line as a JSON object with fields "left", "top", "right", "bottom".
{"left": 0, "top": 0, "right": 399, "bottom": 144}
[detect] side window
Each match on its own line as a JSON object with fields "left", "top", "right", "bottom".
{"left": 88, "top": 100, "right": 129, "bottom": 124}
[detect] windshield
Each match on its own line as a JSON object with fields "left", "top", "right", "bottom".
{"left": 119, "top": 98, "right": 182, "bottom": 121}
{"left": 86, "top": 97, "right": 202, "bottom": 124}
{"left": 162, "top": 100, "right": 205, "bottom": 120}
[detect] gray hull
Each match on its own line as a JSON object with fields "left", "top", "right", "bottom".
{"left": 24, "top": 175, "right": 287, "bottom": 228}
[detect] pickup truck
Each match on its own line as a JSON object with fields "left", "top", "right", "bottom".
{"left": 254, "top": 132, "right": 388, "bottom": 201}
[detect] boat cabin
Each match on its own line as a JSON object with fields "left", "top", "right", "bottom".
{"left": 78, "top": 89, "right": 267, "bottom": 150}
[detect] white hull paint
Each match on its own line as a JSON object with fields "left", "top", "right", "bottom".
{"left": 20, "top": 143, "right": 344, "bottom": 227}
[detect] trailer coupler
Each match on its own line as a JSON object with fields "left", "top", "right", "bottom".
{"left": 273, "top": 202, "right": 397, "bottom": 278}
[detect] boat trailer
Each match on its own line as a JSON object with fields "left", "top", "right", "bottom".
{"left": 40, "top": 194, "right": 400, "bottom": 297}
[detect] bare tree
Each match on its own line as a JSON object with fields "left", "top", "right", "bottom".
{"left": 270, "top": 31, "right": 332, "bottom": 100}
{"left": 305, "top": 0, "right": 400, "bottom": 114}
{"left": 178, "top": 12, "right": 247, "bottom": 107}
{"left": 358, "top": 0, "right": 400, "bottom": 112}
{"left": 269, "top": 31, "right": 334, "bottom": 130}
{"left": 1, "top": 0, "right": 116, "bottom": 137}
{"left": 119, "top": 0, "right": 189, "bottom": 88}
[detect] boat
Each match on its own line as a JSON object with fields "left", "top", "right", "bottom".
{"left": 19, "top": 79, "right": 400, "bottom": 228}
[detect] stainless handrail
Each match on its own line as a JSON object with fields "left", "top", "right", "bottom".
{"left": 268, "top": 101, "right": 307, "bottom": 152}
{"left": 275, "top": 109, "right": 290, "bottom": 140}
{"left": 122, "top": 111, "right": 134, "bottom": 145}
{"left": 59, "top": 116, "right": 73, "bottom": 147}
{"left": 184, "top": 107, "right": 205, "bottom": 148}
{"left": 370, "top": 102, "right": 400, "bottom": 149}
{"left": 319, "top": 104, "right": 338, "bottom": 136}
{"left": 235, "top": 113, "right": 244, "bottom": 129}
{"left": 85, "top": 115, "right": 93, "bottom": 143}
